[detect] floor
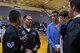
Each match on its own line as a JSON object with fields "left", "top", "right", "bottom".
{"left": 0, "top": 43, "right": 2, "bottom": 53}
{"left": 0, "top": 33, "right": 48, "bottom": 53}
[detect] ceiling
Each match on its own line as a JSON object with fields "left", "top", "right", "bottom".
{"left": 0, "top": 0, "right": 68, "bottom": 11}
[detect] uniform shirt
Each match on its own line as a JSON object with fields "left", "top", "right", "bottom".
{"left": 18, "top": 26, "right": 41, "bottom": 50}
{"left": 3, "top": 24, "right": 21, "bottom": 53}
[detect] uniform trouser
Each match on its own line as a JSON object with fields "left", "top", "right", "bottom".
{"left": 33, "top": 51, "right": 37, "bottom": 53}
{"left": 55, "top": 52, "right": 60, "bottom": 53}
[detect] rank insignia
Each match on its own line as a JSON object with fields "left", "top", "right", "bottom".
{"left": 6, "top": 42, "right": 14, "bottom": 48}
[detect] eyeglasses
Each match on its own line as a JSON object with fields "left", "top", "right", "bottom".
{"left": 52, "top": 15, "right": 57, "bottom": 17}
{"left": 51, "top": 14, "right": 57, "bottom": 17}
{"left": 51, "top": 15, "right": 57, "bottom": 17}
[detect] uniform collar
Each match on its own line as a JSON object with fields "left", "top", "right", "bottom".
{"left": 25, "top": 28, "right": 30, "bottom": 32}
{"left": 21, "top": 26, "right": 33, "bottom": 32}
{"left": 9, "top": 24, "right": 17, "bottom": 30}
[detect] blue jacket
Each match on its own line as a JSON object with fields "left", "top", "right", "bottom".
{"left": 46, "top": 22, "right": 61, "bottom": 53}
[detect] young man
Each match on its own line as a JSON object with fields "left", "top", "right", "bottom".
{"left": 63, "top": 0, "right": 80, "bottom": 53}
{"left": 59, "top": 10, "right": 70, "bottom": 39}
{"left": 59, "top": 10, "right": 70, "bottom": 53}
{"left": 18, "top": 15, "right": 41, "bottom": 53}
{"left": 3, "top": 10, "right": 22, "bottom": 53}
{"left": 46, "top": 11, "right": 61, "bottom": 53}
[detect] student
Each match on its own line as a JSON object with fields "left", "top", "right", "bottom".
{"left": 46, "top": 11, "right": 61, "bottom": 53}
{"left": 63, "top": 0, "right": 80, "bottom": 53}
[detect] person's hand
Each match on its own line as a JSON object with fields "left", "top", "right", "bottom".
{"left": 21, "top": 36, "right": 28, "bottom": 42}
{"left": 25, "top": 49, "right": 32, "bottom": 53}
{"left": 54, "top": 48, "right": 60, "bottom": 53}
{"left": 33, "top": 46, "right": 38, "bottom": 51}
{"left": 33, "top": 47, "right": 37, "bottom": 51}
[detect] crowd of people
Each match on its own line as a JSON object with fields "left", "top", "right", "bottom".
{"left": 1, "top": 0, "right": 80, "bottom": 53}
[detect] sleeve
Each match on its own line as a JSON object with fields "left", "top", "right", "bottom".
{"left": 3, "top": 32, "right": 21, "bottom": 53}
{"left": 46, "top": 25, "right": 56, "bottom": 49}
{"left": 60, "top": 25, "right": 65, "bottom": 35}
{"left": 60, "top": 25, "right": 67, "bottom": 39}
{"left": 18, "top": 28, "right": 22, "bottom": 37}
{"left": 35, "top": 32, "right": 41, "bottom": 49}
{"left": 68, "top": 22, "right": 80, "bottom": 52}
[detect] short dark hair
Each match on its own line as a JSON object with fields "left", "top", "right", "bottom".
{"left": 52, "top": 11, "right": 59, "bottom": 15}
{"left": 59, "top": 11, "right": 69, "bottom": 18}
{"left": 23, "top": 15, "right": 31, "bottom": 20}
{"left": 9, "top": 10, "right": 21, "bottom": 22}
{"left": 1, "top": 24, "right": 7, "bottom": 29}
{"left": 23, "top": 15, "right": 27, "bottom": 20}
{"left": 69, "top": 0, "right": 80, "bottom": 12}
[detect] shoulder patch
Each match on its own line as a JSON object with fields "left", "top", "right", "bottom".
{"left": 6, "top": 42, "right": 14, "bottom": 48}
{"left": 32, "top": 32, "right": 36, "bottom": 35}
{"left": 22, "top": 31, "right": 26, "bottom": 35}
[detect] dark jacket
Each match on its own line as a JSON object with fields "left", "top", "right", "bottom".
{"left": 60, "top": 19, "right": 73, "bottom": 40}
{"left": 63, "top": 17, "right": 80, "bottom": 53}
{"left": 18, "top": 26, "right": 41, "bottom": 50}
{"left": 3, "top": 24, "right": 21, "bottom": 53}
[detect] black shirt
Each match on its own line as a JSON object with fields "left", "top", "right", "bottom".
{"left": 60, "top": 19, "right": 73, "bottom": 40}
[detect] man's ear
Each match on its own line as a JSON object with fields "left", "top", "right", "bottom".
{"left": 72, "top": 5, "right": 76, "bottom": 11}
{"left": 66, "top": 16, "right": 69, "bottom": 19}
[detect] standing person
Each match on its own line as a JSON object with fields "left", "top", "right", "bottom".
{"left": 1, "top": 24, "right": 7, "bottom": 37}
{"left": 63, "top": 0, "right": 80, "bottom": 53}
{"left": 59, "top": 10, "right": 70, "bottom": 53}
{"left": 2, "top": 10, "right": 22, "bottom": 53}
{"left": 18, "top": 15, "right": 41, "bottom": 53}
{"left": 0, "top": 24, "right": 7, "bottom": 42}
{"left": 59, "top": 10, "right": 70, "bottom": 40}
{"left": 46, "top": 11, "right": 61, "bottom": 53}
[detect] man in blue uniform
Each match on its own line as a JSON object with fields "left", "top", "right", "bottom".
{"left": 18, "top": 15, "right": 41, "bottom": 53}
{"left": 3, "top": 10, "right": 22, "bottom": 53}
